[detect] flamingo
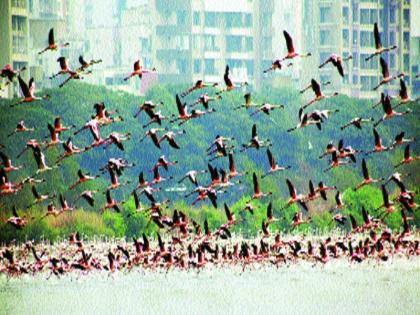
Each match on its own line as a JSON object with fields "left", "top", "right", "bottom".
{"left": 191, "top": 93, "right": 221, "bottom": 110}
{"left": 26, "top": 186, "right": 55, "bottom": 209}
{"left": 354, "top": 159, "right": 384, "bottom": 191}
{"left": 249, "top": 173, "right": 272, "bottom": 201}
{"left": 133, "top": 100, "right": 163, "bottom": 119}
{"left": 262, "top": 148, "right": 291, "bottom": 178}
{"left": 6, "top": 206, "right": 29, "bottom": 229}
{"left": 38, "top": 28, "right": 69, "bottom": 54}
{"left": 250, "top": 103, "right": 284, "bottom": 116}
{"left": 340, "top": 117, "right": 374, "bottom": 130}
{"left": 73, "top": 190, "right": 99, "bottom": 208}
{"left": 390, "top": 132, "right": 415, "bottom": 149}
{"left": 0, "top": 152, "right": 22, "bottom": 173}
{"left": 365, "top": 23, "right": 397, "bottom": 61}
{"left": 178, "top": 170, "right": 207, "bottom": 187}
{"left": 216, "top": 65, "right": 248, "bottom": 95}
{"left": 319, "top": 142, "right": 337, "bottom": 159}
{"left": 69, "top": 169, "right": 99, "bottom": 190}
{"left": 319, "top": 53, "right": 352, "bottom": 77}
{"left": 7, "top": 120, "right": 35, "bottom": 137}
{"left": 140, "top": 128, "right": 165, "bottom": 149}
{"left": 281, "top": 30, "right": 311, "bottom": 61}
{"left": 59, "top": 194, "right": 74, "bottom": 212}
{"left": 180, "top": 80, "right": 218, "bottom": 97}
{"left": 394, "top": 78, "right": 420, "bottom": 108}
{"left": 0, "top": 169, "right": 21, "bottom": 195}
{"left": 40, "top": 203, "right": 63, "bottom": 219}
{"left": 142, "top": 110, "right": 168, "bottom": 128}
{"left": 76, "top": 55, "right": 102, "bottom": 73}
{"left": 323, "top": 151, "right": 351, "bottom": 172}
{"left": 159, "top": 130, "right": 186, "bottom": 149}
{"left": 10, "top": 76, "right": 49, "bottom": 107}
{"left": 290, "top": 212, "right": 311, "bottom": 229}
{"left": 287, "top": 108, "right": 322, "bottom": 132}
{"left": 234, "top": 93, "right": 260, "bottom": 110}
{"left": 103, "top": 132, "right": 131, "bottom": 151}
{"left": 266, "top": 202, "right": 279, "bottom": 224}
{"left": 227, "top": 152, "right": 247, "bottom": 179}
{"left": 376, "top": 185, "right": 395, "bottom": 217}
{"left": 125, "top": 191, "right": 144, "bottom": 217}
{"left": 333, "top": 191, "right": 345, "bottom": 210}
{"left": 17, "top": 140, "right": 53, "bottom": 174}
{"left": 107, "top": 168, "right": 130, "bottom": 191}
{"left": 373, "top": 57, "right": 404, "bottom": 90}
{"left": 302, "top": 79, "right": 338, "bottom": 109}
{"left": 241, "top": 124, "right": 272, "bottom": 151}
{"left": 263, "top": 59, "right": 283, "bottom": 73}
{"left": 394, "top": 145, "right": 420, "bottom": 168}
{"left": 53, "top": 117, "right": 75, "bottom": 134}
{"left": 101, "top": 190, "right": 122, "bottom": 213}
{"left": 56, "top": 138, "right": 82, "bottom": 164}
{"left": 366, "top": 128, "right": 389, "bottom": 155}
{"left": 283, "top": 179, "right": 308, "bottom": 211}
{"left": 124, "top": 60, "right": 155, "bottom": 81}
{"left": 1, "top": 63, "right": 26, "bottom": 84}
{"left": 44, "top": 123, "right": 64, "bottom": 149}
{"left": 374, "top": 94, "right": 411, "bottom": 127}
{"left": 300, "top": 80, "right": 331, "bottom": 94}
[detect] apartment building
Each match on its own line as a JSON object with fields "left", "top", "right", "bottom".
{"left": 152, "top": 0, "right": 274, "bottom": 91}
{"left": 302, "top": 0, "right": 411, "bottom": 99}
{"left": 0, "top": 0, "right": 30, "bottom": 98}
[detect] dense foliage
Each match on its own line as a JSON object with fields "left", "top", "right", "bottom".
{"left": 0, "top": 82, "right": 419, "bottom": 243}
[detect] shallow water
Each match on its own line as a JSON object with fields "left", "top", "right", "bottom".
{"left": 1, "top": 259, "right": 420, "bottom": 315}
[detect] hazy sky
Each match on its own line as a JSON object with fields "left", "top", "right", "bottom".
{"left": 413, "top": 0, "right": 419, "bottom": 36}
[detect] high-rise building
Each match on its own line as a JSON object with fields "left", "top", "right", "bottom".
{"left": 0, "top": 0, "right": 30, "bottom": 98}
{"left": 152, "top": 0, "right": 274, "bottom": 91}
{"left": 302, "top": 0, "right": 411, "bottom": 99}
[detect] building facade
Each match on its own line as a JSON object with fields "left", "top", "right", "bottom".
{"left": 0, "top": 0, "right": 30, "bottom": 98}
{"left": 302, "top": 0, "right": 411, "bottom": 99}
{"left": 152, "top": 0, "right": 274, "bottom": 91}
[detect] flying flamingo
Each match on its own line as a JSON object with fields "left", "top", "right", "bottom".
{"left": 101, "top": 190, "right": 122, "bottom": 213}
{"left": 191, "top": 93, "right": 221, "bottom": 110}
{"left": 216, "top": 65, "right": 248, "bottom": 95}
{"left": 180, "top": 80, "right": 218, "bottom": 97}
{"left": 262, "top": 148, "right": 291, "bottom": 178}
{"left": 124, "top": 60, "right": 155, "bottom": 81}
{"left": 0, "top": 152, "right": 22, "bottom": 173}
{"left": 354, "top": 159, "right": 384, "bottom": 191}
{"left": 241, "top": 124, "right": 272, "bottom": 151}
{"left": 282, "top": 179, "right": 308, "bottom": 211}
{"left": 10, "top": 76, "right": 49, "bottom": 107}
{"left": 140, "top": 128, "right": 165, "bottom": 149}
{"left": 159, "top": 130, "right": 185, "bottom": 149}
{"left": 287, "top": 108, "right": 322, "bottom": 132}
{"left": 7, "top": 120, "right": 35, "bottom": 137}
{"left": 302, "top": 79, "right": 338, "bottom": 109}
{"left": 323, "top": 151, "right": 351, "bottom": 172}
{"left": 248, "top": 173, "right": 272, "bottom": 201}
{"left": 56, "top": 138, "right": 82, "bottom": 163}
{"left": 250, "top": 103, "right": 284, "bottom": 116}
{"left": 365, "top": 23, "right": 397, "bottom": 61}
{"left": 394, "top": 78, "right": 420, "bottom": 108}
{"left": 38, "top": 28, "right": 69, "bottom": 54}
{"left": 374, "top": 94, "right": 411, "bottom": 127}
{"left": 373, "top": 57, "right": 404, "bottom": 90}
{"left": 394, "top": 145, "right": 420, "bottom": 168}
{"left": 319, "top": 53, "right": 352, "bottom": 77}
{"left": 389, "top": 132, "right": 415, "bottom": 149}
{"left": 280, "top": 30, "right": 311, "bottom": 62}
{"left": 69, "top": 169, "right": 99, "bottom": 190}
{"left": 340, "top": 117, "right": 374, "bottom": 130}
{"left": 366, "top": 128, "right": 389, "bottom": 155}
{"left": 234, "top": 93, "right": 260, "bottom": 110}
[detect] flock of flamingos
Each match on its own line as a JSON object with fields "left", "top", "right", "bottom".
{"left": 0, "top": 22, "right": 419, "bottom": 277}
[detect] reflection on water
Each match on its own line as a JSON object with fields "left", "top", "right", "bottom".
{"left": 0, "top": 260, "right": 419, "bottom": 315}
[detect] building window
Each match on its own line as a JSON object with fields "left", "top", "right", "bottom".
{"left": 194, "top": 59, "right": 201, "bottom": 73}
{"left": 320, "top": 52, "right": 330, "bottom": 64}
{"left": 352, "top": 75, "right": 358, "bottom": 84}
{"left": 389, "top": 32, "right": 395, "bottom": 46}
{"left": 205, "top": 59, "right": 215, "bottom": 74}
{"left": 139, "top": 38, "right": 151, "bottom": 53}
{"left": 352, "top": 2, "right": 358, "bottom": 22}
{"left": 379, "top": 10, "right": 383, "bottom": 27}
{"left": 360, "top": 9, "right": 369, "bottom": 24}
{"left": 369, "top": 9, "right": 378, "bottom": 24}
{"left": 226, "top": 13, "right": 242, "bottom": 28}
{"left": 360, "top": 31, "right": 373, "bottom": 47}
{"left": 205, "top": 12, "right": 216, "bottom": 27}
{"left": 12, "top": 35, "right": 27, "bottom": 54}
{"left": 320, "top": 7, "right": 331, "bottom": 23}
{"left": 244, "top": 14, "right": 252, "bottom": 27}
{"left": 342, "top": 7, "right": 349, "bottom": 24}
{"left": 226, "top": 36, "right": 242, "bottom": 52}
{"left": 403, "top": 9, "right": 410, "bottom": 28}
{"left": 245, "top": 60, "right": 254, "bottom": 76}
{"left": 352, "top": 30, "right": 358, "bottom": 45}
{"left": 204, "top": 35, "right": 218, "bottom": 51}
{"left": 360, "top": 76, "right": 369, "bottom": 91}
{"left": 193, "top": 12, "right": 201, "bottom": 26}
{"left": 176, "top": 59, "right": 187, "bottom": 74}
{"left": 320, "top": 30, "right": 330, "bottom": 46}
{"left": 390, "top": 6, "right": 396, "bottom": 24}
{"left": 12, "top": 0, "right": 26, "bottom": 8}
{"left": 403, "top": 32, "right": 410, "bottom": 50}
{"left": 342, "top": 29, "right": 349, "bottom": 48}
{"left": 403, "top": 54, "right": 410, "bottom": 73}
{"left": 352, "top": 52, "right": 358, "bottom": 68}
{"left": 177, "top": 11, "right": 186, "bottom": 26}
{"left": 389, "top": 54, "right": 395, "bottom": 69}
{"left": 245, "top": 37, "right": 253, "bottom": 51}
{"left": 12, "top": 16, "right": 26, "bottom": 32}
